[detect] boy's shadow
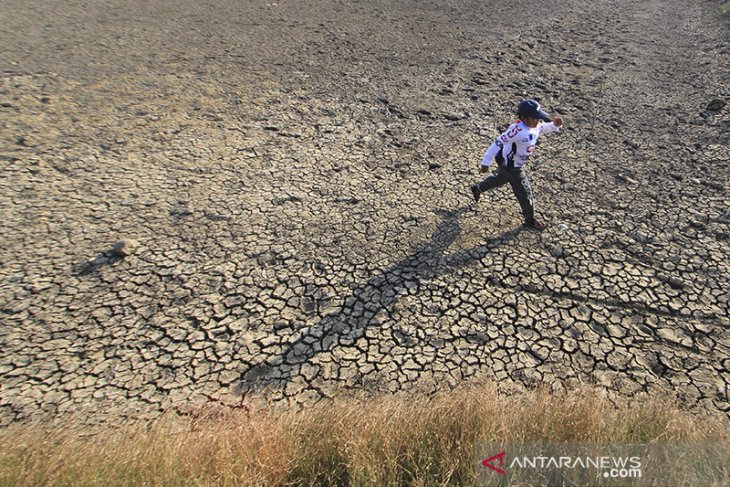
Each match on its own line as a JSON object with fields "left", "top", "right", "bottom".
{"left": 238, "top": 205, "right": 523, "bottom": 395}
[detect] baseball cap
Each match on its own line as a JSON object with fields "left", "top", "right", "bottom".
{"left": 517, "top": 99, "right": 551, "bottom": 121}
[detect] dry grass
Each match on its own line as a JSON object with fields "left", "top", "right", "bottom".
{"left": 0, "top": 383, "right": 727, "bottom": 486}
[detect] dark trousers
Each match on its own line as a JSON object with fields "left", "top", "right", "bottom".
{"left": 477, "top": 166, "right": 534, "bottom": 222}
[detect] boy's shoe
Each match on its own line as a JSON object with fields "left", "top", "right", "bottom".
{"left": 523, "top": 218, "right": 547, "bottom": 231}
{"left": 470, "top": 184, "right": 481, "bottom": 203}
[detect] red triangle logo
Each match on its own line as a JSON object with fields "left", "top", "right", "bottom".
{"left": 482, "top": 451, "right": 507, "bottom": 475}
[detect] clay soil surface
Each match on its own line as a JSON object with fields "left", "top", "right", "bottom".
{"left": 1, "top": 0, "right": 728, "bottom": 424}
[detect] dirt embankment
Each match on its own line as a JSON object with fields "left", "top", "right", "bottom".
{"left": 0, "top": 0, "right": 728, "bottom": 424}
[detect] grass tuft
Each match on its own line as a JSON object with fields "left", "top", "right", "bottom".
{"left": 0, "top": 383, "right": 727, "bottom": 486}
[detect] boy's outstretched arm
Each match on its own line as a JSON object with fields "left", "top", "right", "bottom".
{"left": 541, "top": 117, "right": 564, "bottom": 134}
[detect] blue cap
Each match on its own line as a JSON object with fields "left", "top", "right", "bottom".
{"left": 517, "top": 99, "right": 551, "bottom": 121}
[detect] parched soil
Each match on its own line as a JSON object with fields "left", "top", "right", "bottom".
{"left": 0, "top": 0, "right": 728, "bottom": 424}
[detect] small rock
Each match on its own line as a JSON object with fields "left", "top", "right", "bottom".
{"left": 616, "top": 173, "right": 638, "bottom": 185}
{"left": 550, "top": 246, "right": 564, "bottom": 259}
{"left": 387, "top": 105, "right": 405, "bottom": 118}
{"left": 170, "top": 207, "right": 193, "bottom": 217}
{"left": 110, "top": 239, "right": 139, "bottom": 257}
{"left": 557, "top": 223, "right": 569, "bottom": 231}
{"left": 206, "top": 213, "right": 232, "bottom": 221}
{"left": 630, "top": 231, "right": 649, "bottom": 243}
{"left": 667, "top": 277, "right": 685, "bottom": 290}
{"left": 444, "top": 112, "right": 468, "bottom": 121}
{"left": 705, "top": 98, "right": 726, "bottom": 113}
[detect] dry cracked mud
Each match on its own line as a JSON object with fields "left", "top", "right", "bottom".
{"left": 1, "top": 0, "right": 728, "bottom": 425}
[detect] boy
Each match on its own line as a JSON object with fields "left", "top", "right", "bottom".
{"left": 470, "top": 99, "right": 563, "bottom": 231}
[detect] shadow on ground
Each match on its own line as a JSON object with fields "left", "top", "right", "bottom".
{"left": 238, "top": 205, "right": 525, "bottom": 395}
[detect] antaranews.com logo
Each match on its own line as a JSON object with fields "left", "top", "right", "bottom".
{"left": 476, "top": 443, "right": 729, "bottom": 486}
{"left": 482, "top": 449, "right": 642, "bottom": 480}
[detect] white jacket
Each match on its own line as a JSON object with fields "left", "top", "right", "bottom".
{"left": 481, "top": 120, "right": 560, "bottom": 169}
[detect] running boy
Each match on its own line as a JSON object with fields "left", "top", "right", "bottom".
{"left": 470, "top": 99, "right": 563, "bottom": 231}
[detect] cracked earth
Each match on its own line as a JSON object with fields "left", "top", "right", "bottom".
{"left": 0, "top": 0, "right": 728, "bottom": 425}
